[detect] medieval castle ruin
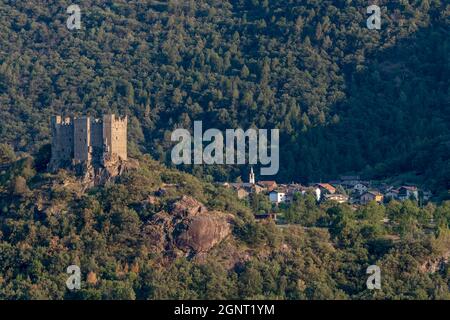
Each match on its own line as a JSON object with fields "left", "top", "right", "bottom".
{"left": 49, "top": 114, "right": 127, "bottom": 172}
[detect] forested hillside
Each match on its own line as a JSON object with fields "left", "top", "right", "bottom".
{"left": 0, "top": 1, "right": 449, "bottom": 190}
{"left": 1, "top": 152, "right": 450, "bottom": 299}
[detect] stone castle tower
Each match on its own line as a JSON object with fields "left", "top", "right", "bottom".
{"left": 49, "top": 114, "right": 127, "bottom": 171}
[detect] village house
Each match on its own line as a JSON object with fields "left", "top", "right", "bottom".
{"left": 323, "top": 193, "right": 349, "bottom": 204}
{"left": 283, "top": 184, "right": 309, "bottom": 202}
{"left": 353, "top": 182, "right": 369, "bottom": 195}
{"left": 227, "top": 182, "right": 264, "bottom": 199}
{"left": 269, "top": 190, "right": 286, "bottom": 204}
{"left": 315, "top": 183, "right": 336, "bottom": 195}
{"left": 254, "top": 213, "right": 277, "bottom": 222}
{"left": 285, "top": 184, "right": 307, "bottom": 193}
{"left": 312, "top": 183, "right": 336, "bottom": 201}
{"left": 384, "top": 188, "right": 399, "bottom": 200}
{"left": 359, "top": 191, "right": 384, "bottom": 205}
{"left": 398, "top": 186, "right": 419, "bottom": 200}
{"left": 257, "top": 180, "right": 278, "bottom": 192}
{"left": 223, "top": 168, "right": 265, "bottom": 199}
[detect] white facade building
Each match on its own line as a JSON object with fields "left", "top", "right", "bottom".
{"left": 269, "top": 191, "right": 286, "bottom": 204}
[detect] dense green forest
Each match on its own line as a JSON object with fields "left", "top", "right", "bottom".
{"left": 0, "top": 0, "right": 449, "bottom": 194}
{"left": 0, "top": 0, "right": 449, "bottom": 300}
{"left": 0, "top": 151, "right": 449, "bottom": 299}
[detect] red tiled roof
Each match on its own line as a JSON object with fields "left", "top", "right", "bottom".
{"left": 316, "top": 183, "right": 336, "bottom": 193}
{"left": 400, "top": 186, "right": 418, "bottom": 191}
{"left": 258, "top": 181, "right": 277, "bottom": 186}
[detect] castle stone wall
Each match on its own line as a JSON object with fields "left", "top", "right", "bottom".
{"left": 90, "top": 121, "right": 103, "bottom": 149}
{"left": 49, "top": 114, "right": 127, "bottom": 171}
{"left": 103, "top": 114, "right": 127, "bottom": 161}
{"left": 50, "top": 116, "right": 74, "bottom": 167}
{"left": 111, "top": 115, "right": 127, "bottom": 161}
{"left": 74, "top": 117, "right": 91, "bottom": 163}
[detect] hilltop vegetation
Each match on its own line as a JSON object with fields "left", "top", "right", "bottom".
{"left": 0, "top": 149, "right": 449, "bottom": 299}
{"left": 0, "top": 0, "right": 449, "bottom": 195}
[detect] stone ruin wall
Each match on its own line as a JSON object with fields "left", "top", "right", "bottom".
{"left": 50, "top": 116, "right": 74, "bottom": 167}
{"left": 50, "top": 114, "right": 127, "bottom": 171}
{"left": 103, "top": 114, "right": 127, "bottom": 161}
{"left": 73, "top": 117, "right": 91, "bottom": 163}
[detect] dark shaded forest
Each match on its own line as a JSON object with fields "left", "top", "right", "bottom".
{"left": 0, "top": 0, "right": 449, "bottom": 195}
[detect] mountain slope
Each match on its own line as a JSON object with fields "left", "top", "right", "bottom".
{"left": 0, "top": 1, "right": 449, "bottom": 190}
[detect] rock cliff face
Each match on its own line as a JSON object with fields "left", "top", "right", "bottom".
{"left": 420, "top": 250, "right": 450, "bottom": 274}
{"left": 176, "top": 214, "right": 232, "bottom": 253}
{"left": 77, "top": 157, "right": 139, "bottom": 188}
{"left": 142, "top": 196, "right": 233, "bottom": 258}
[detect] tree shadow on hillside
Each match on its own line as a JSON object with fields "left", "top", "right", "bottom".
{"left": 286, "top": 22, "right": 449, "bottom": 194}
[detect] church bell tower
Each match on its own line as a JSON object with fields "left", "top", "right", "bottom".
{"left": 249, "top": 167, "right": 255, "bottom": 184}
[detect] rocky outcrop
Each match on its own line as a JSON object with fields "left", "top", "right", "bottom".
{"left": 77, "top": 157, "right": 139, "bottom": 189}
{"left": 176, "top": 214, "right": 232, "bottom": 253}
{"left": 142, "top": 211, "right": 173, "bottom": 254}
{"left": 420, "top": 250, "right": 450, "bottom": 274}
{"left": 171, "top": 195, "right": 207, "bottom": 217}
{"left": 142, "top": 196, "right": 233, "bottom": 258}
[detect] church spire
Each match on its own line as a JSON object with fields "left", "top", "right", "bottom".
{"left": 249, "top": 167, "right": 255, "bottom": 184}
